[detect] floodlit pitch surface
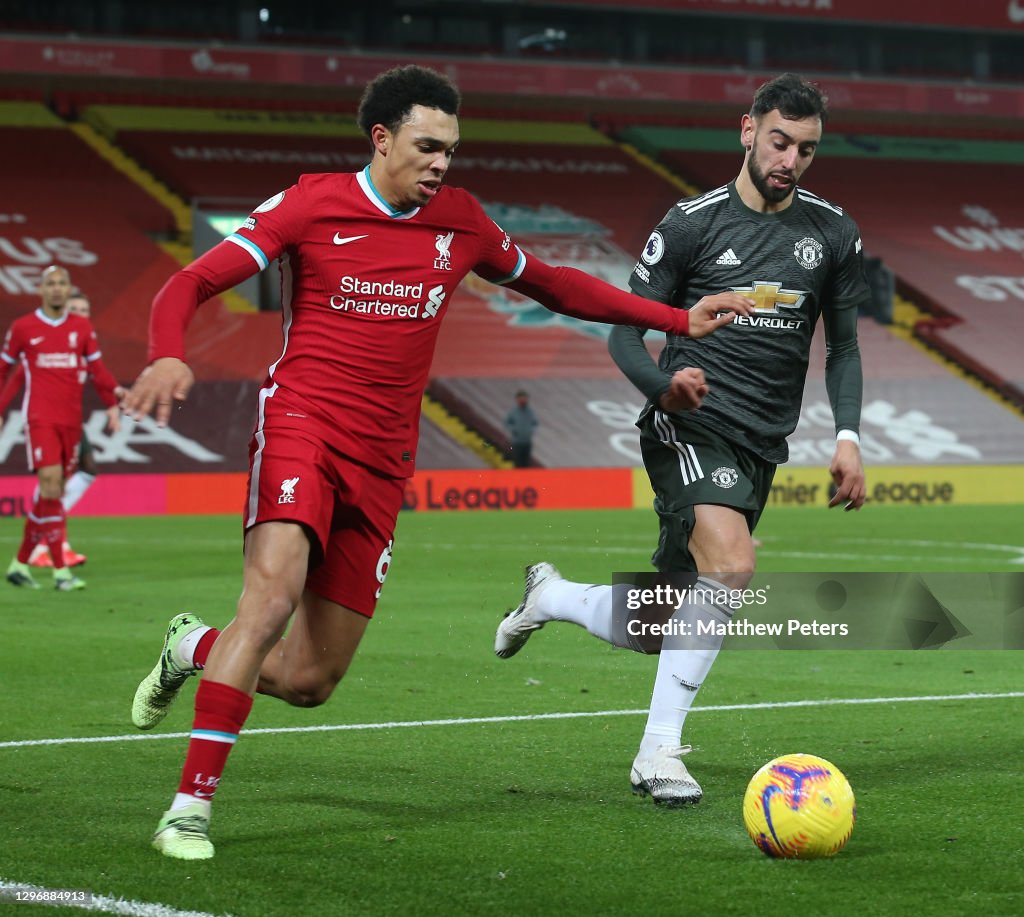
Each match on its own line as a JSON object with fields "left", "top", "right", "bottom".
{"left": 2, "top": 506, "right": 1022, "bottom": 916}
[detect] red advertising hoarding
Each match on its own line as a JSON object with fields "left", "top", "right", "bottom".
{"left": 531, "top": 0, "right": 1024, "bottom": 31}
{"left": 2, "top": 36, "right": 1023, "bottom": 119}
{"left": 0, "top": 468, "right": 636, "bottom": 517}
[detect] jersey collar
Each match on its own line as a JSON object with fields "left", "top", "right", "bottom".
{"left": 34, "top": 307, "right": 69, "bottom": 327}
{"left": 357, "top": 166, "right": 421, "bottom": 220}
{"left": 728, "top": 180, "right": 802, "bottom": 223}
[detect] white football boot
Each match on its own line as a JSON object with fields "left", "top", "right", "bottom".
{"left": 630, "top": 744, "right": 703, "bottom": 805}
{"left": 494, "top": 562, "right": 561, "bottom": 659}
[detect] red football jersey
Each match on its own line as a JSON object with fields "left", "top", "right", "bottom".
{"left": 222, "top": 170, "right": 528, "bottom": 478}
{"left": 0, "top": 309, "right": 118, "bottom": 427}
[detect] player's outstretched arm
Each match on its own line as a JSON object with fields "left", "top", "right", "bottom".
{"left": 828, "top": 440, "right": 866, "bottom": 511}
{"left": 507, "top": 259, "right": 753, "bottom": 336}
{"left": 687, "top": 292, "right": 757, "bottom": 338}
{"left": 123, "top": 358, "right": 195, "bottom": 428}
{"left": 126, "top": 240, "right": 260, "bottom": 427}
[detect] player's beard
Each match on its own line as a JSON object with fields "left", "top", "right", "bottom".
{"left": 746, "top": 154, "right": 795, "bottom": 205}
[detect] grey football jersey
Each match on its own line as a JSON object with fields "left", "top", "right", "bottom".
{"left": 629, "top": 181, "right": 869, "bottom": 463}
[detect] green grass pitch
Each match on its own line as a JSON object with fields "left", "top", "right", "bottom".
{"left": 1, "top": 505, "right": 1022, "bottom": 916}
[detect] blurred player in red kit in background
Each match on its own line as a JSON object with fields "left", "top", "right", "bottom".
{"left": 1, "top": 291, "right": 121, "bottom": 568}
{"left": 1, "top": 267, "right": 122, "bottom": 590}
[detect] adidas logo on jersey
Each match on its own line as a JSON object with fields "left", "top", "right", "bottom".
{"left": 715, "top": 248, "right": 742, "bottom": 266}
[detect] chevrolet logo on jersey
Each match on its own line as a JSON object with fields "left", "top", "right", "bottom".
{"left": 728, "top": 281, "right": 806, "bottom": 329}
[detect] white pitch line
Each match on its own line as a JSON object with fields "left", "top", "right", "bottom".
{"left": 3, "top": 693, "right": 1021, "bottom": 912}
{"left": 754, "top": 550, "right": 992, "bottom": 564}
{"left": 839, "top": 537, "right": 1024, "bottom": 554}
{"left": 1, "top": 691, "right": 1021, "bottom": 751}
{"left": 0, "top": 880, "right": 232, "bottom": 917}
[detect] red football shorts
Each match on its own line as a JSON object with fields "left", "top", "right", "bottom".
{"left": 245, "top": 426, "right": 404, "bottom": 618}
{"left": 25, "top": 422, "right": 81, "bottom": 477}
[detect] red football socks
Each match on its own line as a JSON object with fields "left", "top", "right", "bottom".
{"left": 18, "top": 497, "right": 64, "bottom": 566}
{"left": 176, "top": 679, "right": 254, "bottom": 801}
{"left": 192, "top": 628, "right": 220, "bottom": 668}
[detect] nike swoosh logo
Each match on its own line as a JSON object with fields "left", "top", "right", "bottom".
{"left": 333, "top": 233, "right": 368, "bottom": 246}
{"left": 30, "top": 337, "right": 45, "bottom": 345}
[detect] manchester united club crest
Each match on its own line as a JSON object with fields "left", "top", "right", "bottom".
{"left": 711, "top": 466, "right": 739, "bottom": 489}
{"left": 793, "top": 236, "right": 824, "bottom": 270}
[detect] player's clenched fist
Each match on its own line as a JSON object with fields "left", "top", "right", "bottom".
{"left": 122, "top": 357, "right": 195, "bottom": 428}
{"left": 659, "top": 367, "right": 709, "bottom": 413}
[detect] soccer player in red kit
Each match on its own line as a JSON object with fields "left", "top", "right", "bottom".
{"left": 1, "top": 266, "right": 121, "bottom": 590}
{"left": 124, "top": 65, "right": 755, "bottom": 860}
{"left": 1, "top": 292, "right": 119, "bottom": 569}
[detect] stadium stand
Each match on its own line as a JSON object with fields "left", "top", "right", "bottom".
{"left": 437, "top": 319, "right": 1024, "bottom": 469}
{"left": 417, "top": 415, "right": 489, "bottom": 471}
{"left": 0, "top": 101, "right": 491, "bottom": 473}
{"left": 0, "top": 101, "right": 179, "bottom": 383}
{"left": 77, "top": 103, "right": 507, "bottom": 470}
{"left": 5, "top": 93, "right": 1022, "bottom": 474}
{"left": 79, "top": 107, "right": 672, "bottom": 469}
{"left": 430, "top": 126, "right": 1024, "bottom": 469}
{"left": 105, "top": 107, "right": 1024, "bottom": 466}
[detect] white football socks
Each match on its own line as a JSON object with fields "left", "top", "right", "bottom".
{"left": 61, "top": 471, "right": 96, "bottom": 512}
{"left": 535, "top": 579, "right": 625, "bottom": 647}
{"left": 531, "top": 571, "right": 734, "bottom": 755}
{"left": 176, "top": 625, "right": 213, "bottom": 669}
{"left": 638, "top": 577, "right": 732, "bottom": 757}
{"left": 170, "top": 792, "right": 211, "bottom": 813}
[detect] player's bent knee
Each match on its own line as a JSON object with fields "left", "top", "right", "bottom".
{"left": 236, "top": 595, "right": 300, "bottom": 650}
{"left": 719, "top": 569, "right": 755, "bottom": 590}
{"left": 694, "top": 537, "right": 756, "bottom": 586}
{"left": 282, "top": 669, "right": 344, "bottom": 708}
{"left": 284, "top": 690, "right": 331, "bottom": 709}
{"left": 703, "top": 557, "right": 756, "bottom": 590}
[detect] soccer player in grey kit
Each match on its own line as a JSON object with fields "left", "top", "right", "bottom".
{"left": 496, "top": 73, "right": 870, "bottom": 805}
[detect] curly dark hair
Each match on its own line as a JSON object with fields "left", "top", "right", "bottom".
{"left": 356, "top": 65, "right": 461, "bottom": 138}
{"left": 750, "top": 73, "right": 828, "bottom": 125}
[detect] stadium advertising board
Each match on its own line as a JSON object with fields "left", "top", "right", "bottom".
{"left": 4, "top": 37, "right": 1024, "bottom": 118}
{"left": 633, "top": 465, "right": 1024, "bottom": 510}
{"left": 0, "top": 469, "right": 632, "bottom": 516}
{"left": 531, "top": 0, "right": 1024, "bottom": 31}
{"left": 1, "top": 465, "right": 1021, "bottom": 519}
{"left": 400, "top": 469, "right": 631, "bottom": 512}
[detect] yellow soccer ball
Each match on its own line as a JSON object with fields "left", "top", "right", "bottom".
{"left": 743, "top": 753, "right": 856, "bottom": 858}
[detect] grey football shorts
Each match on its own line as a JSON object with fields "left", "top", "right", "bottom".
{"left": 638, "top": 409, "right": 777, "bottom": 573}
